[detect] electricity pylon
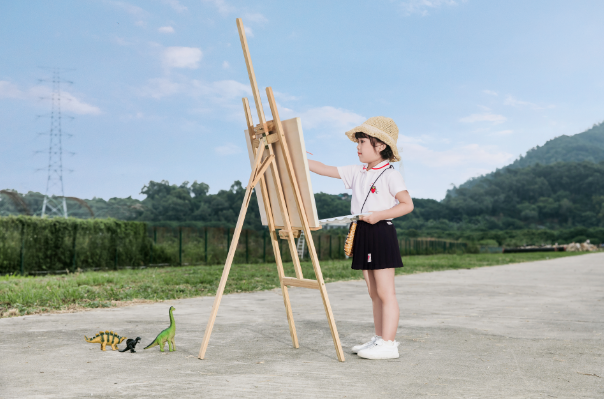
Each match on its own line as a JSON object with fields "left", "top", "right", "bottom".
{"left": 39, "top": 69, "right": 73, "bottom": 218}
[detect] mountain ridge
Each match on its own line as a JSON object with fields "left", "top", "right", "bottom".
{"left": 452, "top": 121, "right": 604, "bottom": 193}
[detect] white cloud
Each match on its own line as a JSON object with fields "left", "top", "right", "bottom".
{"left": 243, "top": 12, "right": 268, "bottom": 25}
{"left": 162, "top": 0, "right": 187, "bottom": 12}
{"left": 208, "top": 80, "right": 251, "bottom": 99}
{"left": 140, "top": 77, "right": 251, "bottom": 104}
{"left": 222, "top": 61, "right": 230, "bottom": 69}
{"left": 297, "top": 106, "right": 365, "bottom": 132}
{"left": 459, "top": 112, "right": 507, "bottom": 124}
{"left": 272, "top": 90, "right": 298, "bottom": 102}
{"left": 0, "top": 80, "right": 101, "bottom": 115}
{"left": 203, "top": 0, "right": 268, "bottom": 26}
{"left": 105, "top": 1, "right": 148, "bottom": 18}
{"left": 399, "top": 141, "right": 513, "bottom": 168}
{"left": 504, "top": 95, "right": 555, "bottom": 110}
{"left": 203, "top": 0, "right": 236, "bottom": 16}
{"left": 483, "top": 89, "right": 498, "bottom": 96}
{"left": 401, "top": 0, "right": 466, "bottom": 16}
{"left": 490, "top": 129, "right": 514, "bottom": 136}
{"left": 139, "top": 77, "right": 182, "bottom": 99}
{"left": 59, "top": 92, "right": 103, "bottom": 115}
{"left": 158, "top": 26, "right": 175, "bottom": 34}
{"left": 215, "top": 143, "right": 243, "bottom": 155}
{"left": 0, "top": 81, "right": 22, "bottom": 98}
{"left": 162, "top": 47, "right": 202, "bottom": 69}
{"left": 114, "top": 36, "right": 137, "bottom": 46}
{"left": 244, "top": 26, "right": 254, "bottom": 38}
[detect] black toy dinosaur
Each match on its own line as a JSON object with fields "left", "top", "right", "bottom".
{"left": 119, "top": 337, "right": 141, "bottom": 353}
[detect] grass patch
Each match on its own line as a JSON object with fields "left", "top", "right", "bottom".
{"left": 0, "top": 251, "right": 587, "bottom": 317}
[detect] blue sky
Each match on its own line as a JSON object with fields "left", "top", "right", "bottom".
{"left": 1, "top": 0, "right": 603, "bottom": 202}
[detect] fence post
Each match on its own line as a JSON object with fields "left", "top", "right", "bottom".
{"left": 20, "top": 223, "right": 25, "bottom": 276}
{"left": 263, "top": 229, "right": 266, "bottom": 264}
{"left": 71, "top": 224, "right": 78, "bottom": 271}
{"left": 245, "top": 230, "right": 249, "bottom": 264}
{"left": 329, "top": 234, "right": 332, "bottom": 260}
{"left": 280, "top": 238, "right": 284, "bottom": 262}
{"left": 179, "top": 227, "right": 183, "bottom": 266}
{"left": 318, "top": 235, "right": 321, "bottom": 261}
{"left": 226, "top": 228, "right": 230, "bottom": 263}
{"left": 114, "top": 239, "right": 118, "bottom": 270}
{"left": 149, "top": 226, "right": 155, "bottom": 265}
{"left": 205, "top": 227, "right": 208, "bottom": 265}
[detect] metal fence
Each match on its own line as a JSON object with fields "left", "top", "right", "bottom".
{"left": 147, "top": 226, "right": 350, "bottom": 266}
{"left": 400, "top": 237, "right": 467, "bottom": 256}
{"left": 0, "top": 217, "right": 468, "bottom": 275}
{"left": 148, "top": 227, "right": 467, "bottom": 266}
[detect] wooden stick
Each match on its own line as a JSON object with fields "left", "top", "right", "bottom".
{"left": 266, "top": 87, "right": 345, "bottom": 361}
{"left": 250, "top": 154, "right": 274, "bottom": 188}
{"left": 243, "top": 98, "right": 299, "bottom": 349}
{"left": 236, "top": 19, "right": 269, "bottom": 136}
{"left": 198, "top": 142, "right": 265, "bottom": 359}
{"left": 282, "top": 277, "right": 320, "bottom": 290}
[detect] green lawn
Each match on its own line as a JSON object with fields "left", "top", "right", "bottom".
{"left": 0, "top": 252, "right": 587, "bottom": 317}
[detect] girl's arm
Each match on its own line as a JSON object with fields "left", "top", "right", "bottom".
{"left": 359, "top": 190, "right": 414, "bottom": 224}
{"left": 308, "top": 160, "right": 340, "bottom": 179}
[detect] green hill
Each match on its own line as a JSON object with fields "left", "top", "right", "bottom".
{"left": 457, "top": 121, "right": 604, "bottom": 190}
{"left": 510, "top": 121, "right": 604, "bottom": 168}
{"left": 392, "top": 161, "right": 604, "bottom": 245}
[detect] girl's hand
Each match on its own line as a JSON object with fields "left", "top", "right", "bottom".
{"left": 359, "top": 212, "right": 382, "bottom": 225}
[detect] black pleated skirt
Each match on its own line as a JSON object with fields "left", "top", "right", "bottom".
{"left": 351, "top": 220, "right": 404, "bottom": 270}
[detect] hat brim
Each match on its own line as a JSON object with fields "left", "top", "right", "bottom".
{"left": 345, "top": 123, "right": 401, "bottom": 162}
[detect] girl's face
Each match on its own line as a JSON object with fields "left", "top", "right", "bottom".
{"left": 357, "top": 137, "right": 386, "bottom": 164}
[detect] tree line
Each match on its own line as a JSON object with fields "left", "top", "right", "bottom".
{"left": 2, "top": 161, "right": 604, "bottom": 245}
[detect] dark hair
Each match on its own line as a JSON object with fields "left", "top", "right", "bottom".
{"left": 354, "top": 132, "right": 394, "bottom": 161}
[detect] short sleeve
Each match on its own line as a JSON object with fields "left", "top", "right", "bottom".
{"left": 388, "top": 169, "right": 407, "bottom": 197}
{"left": 336, "top": 165, "right": 359, "bottom": 189}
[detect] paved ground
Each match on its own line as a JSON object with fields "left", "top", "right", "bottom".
{"left": 1, "top": 253, "right": 603, "bottom": 399}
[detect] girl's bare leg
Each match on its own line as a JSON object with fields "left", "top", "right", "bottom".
{"left": 363, "top": 270, "right": 383, "bottom": 337}
{"left": 372, "top": 268, "right": 399, "bottom": 341}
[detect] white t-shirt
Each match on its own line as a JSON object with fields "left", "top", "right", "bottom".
{"left": 337, "top": 160, "right": 408, "bottom": 217}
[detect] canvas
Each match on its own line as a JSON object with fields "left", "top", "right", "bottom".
{"left": 244, "top": 117, "right": 321, "bottom": 230}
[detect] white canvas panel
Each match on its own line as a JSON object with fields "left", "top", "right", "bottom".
{"left": 244, "top": 117, "right": 320, "bottom": 230}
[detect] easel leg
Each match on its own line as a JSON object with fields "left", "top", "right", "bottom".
{"left": 265, "top": 87, "right": 345, "bottom": 362}
{"left": 269, "top": 229, "right": 299, "bottom": 348}
{"left": 307, "top": 237, "right": 345, "bottom": 362}
{"left": 198, "top": 146, "right": 265, "bottom": 360}
{"left": 242, "top": 97, "right": 299, "bottom": 350}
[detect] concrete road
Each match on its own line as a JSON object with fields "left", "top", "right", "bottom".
{"left": 1, "top": 253, "right": 603, "bottom": 398}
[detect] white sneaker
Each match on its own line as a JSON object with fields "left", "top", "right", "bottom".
{"left": 351, "top": 335, "right": 381, "bottom": 354}
{"left": 357, "top": 338, "right": 400, "bottom": 359}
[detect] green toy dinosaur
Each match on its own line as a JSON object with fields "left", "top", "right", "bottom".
{"left": 144, "top": 306, "right": 176, "bottom": 352}
{"left": 85, "top": 330, "right": 126, "bottom": 351}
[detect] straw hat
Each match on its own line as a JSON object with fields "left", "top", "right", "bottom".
{"left": 345, "top": 116, "right": 401, "bottom": 162}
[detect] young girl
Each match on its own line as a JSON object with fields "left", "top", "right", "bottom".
{"left": 308, "top": 116, "right": 414, "bottom": 360}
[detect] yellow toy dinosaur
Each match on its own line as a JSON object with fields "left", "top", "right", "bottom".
{"left": 85, "top": 330, "right": 126, "bottom": 351}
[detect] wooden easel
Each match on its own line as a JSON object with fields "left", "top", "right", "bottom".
{"left": 198, "top": 18, "right": 345, "bottom": 362}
